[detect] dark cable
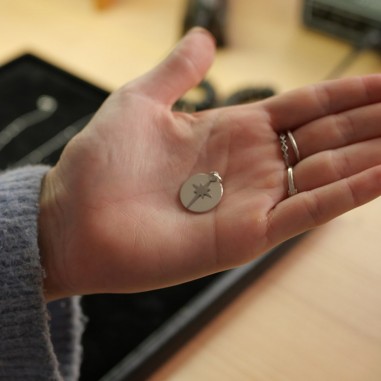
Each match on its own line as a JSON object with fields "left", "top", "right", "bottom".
{"left": 223, "top": 87, "right": 275, "bottom": 106}
{"left": 324, "top": 47, "right": 362, "bottom": 80}
{"left": 173, "top": 80, "right": 216, "bottom": 112}
{"left": 324, "top": 29, "right": 381, "bottom": 80}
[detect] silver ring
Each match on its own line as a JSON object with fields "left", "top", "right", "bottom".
{"left": 279, "top": 133, "right": 290, "bottom": 167}
{"left": 287, "top": 167, "right": 298, "bottom": 196}
{"left": 287, "top": 130, "right": 300, "bottom": 162}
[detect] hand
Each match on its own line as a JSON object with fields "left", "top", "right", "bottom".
{"left": 39, "top": 28, "right": 381, "bottom": 301}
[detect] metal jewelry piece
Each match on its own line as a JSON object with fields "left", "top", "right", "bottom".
{"left": 279, "top": 133, "right": 290, "bottom": 167}
{"left": 287, "top": 130, "right": 300, "bottom": 162}
{"left": 0, "top": 95, "right": 57, "bottom": 152}
{"left": 11, "top": 113, "right": 94, "bottom": 167}
{"left": 287, "top": 167, "right": 298, "bottom": 196}
{"left": 180, "top": 171, "right": 223, "bottom": 213}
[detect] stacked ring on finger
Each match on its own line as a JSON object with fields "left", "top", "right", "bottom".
{"left": 279, "top": 130, "right": 300, "bottom": 197}
{"left": 287, "top": 130, "right": 300, "bottom": 162}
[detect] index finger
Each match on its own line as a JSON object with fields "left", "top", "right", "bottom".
{"left": 263, "top": 74, "right": 381, "bottom": 132}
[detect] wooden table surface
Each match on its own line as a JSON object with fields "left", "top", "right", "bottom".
{"left": 1, "top": 1, "right": 381, "bottom": 380}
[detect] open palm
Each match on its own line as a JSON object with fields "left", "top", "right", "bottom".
{"left": 39, "top": 28, "right": 381, "bottom": 300}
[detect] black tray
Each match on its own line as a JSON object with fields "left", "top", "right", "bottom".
{"left": 0, "top": 54, "right": 303, "bottom": 381}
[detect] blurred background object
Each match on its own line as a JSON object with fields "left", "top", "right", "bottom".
{"left": 182, "top": 0, "right": 228, "bottom": 47}
{"left": 303, "top": 0, "right": 381, "bottom": 50}
{"left": 302, "top": 0, "right": 381, "bottom": 79}
{"left": 93, "top": 0, "right": 116, "bottom": 10}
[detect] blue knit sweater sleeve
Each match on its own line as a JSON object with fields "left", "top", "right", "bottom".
{"left": 0, "top": 166, "right": 84, "bottom": 381}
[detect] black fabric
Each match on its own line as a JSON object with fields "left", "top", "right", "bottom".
{"left": 0, "top": 54, "right": 108, "bottom": 169}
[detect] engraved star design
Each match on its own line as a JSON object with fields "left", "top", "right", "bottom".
{"left": 193, "top": 183, "right": 212, "bottom": 199}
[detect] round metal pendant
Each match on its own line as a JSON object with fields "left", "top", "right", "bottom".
{"left": 180, "top": 172, "right": 223, "bottom": 213}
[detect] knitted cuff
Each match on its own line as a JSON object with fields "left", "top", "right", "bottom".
{"left": 0, "top": 166, "right": 84, "bottom": 381}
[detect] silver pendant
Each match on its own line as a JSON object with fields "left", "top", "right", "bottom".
{"left": 180, "top": 171, "right": 223, "bottom": 213}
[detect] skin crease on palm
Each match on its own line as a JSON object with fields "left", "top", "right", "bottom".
{"left": 37, "top": 27, "right": 381, "bottom": 302}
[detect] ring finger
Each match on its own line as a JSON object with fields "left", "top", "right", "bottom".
{"left": 291, "top": 137, "right": 381, "bottom": 192}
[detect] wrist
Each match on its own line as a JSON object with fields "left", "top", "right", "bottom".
{"left": 38, "top": 168, "right": 70, "bottom": 301}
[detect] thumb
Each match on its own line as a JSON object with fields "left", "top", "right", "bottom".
{"left": 130, "top": 27, "right": 216, "bottom": 106}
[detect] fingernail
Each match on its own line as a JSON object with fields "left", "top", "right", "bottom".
{"left": 187, "top": 27, "right": 216, "bottom": 45}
